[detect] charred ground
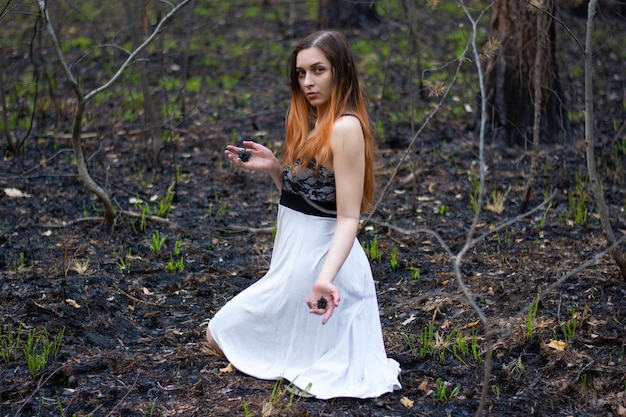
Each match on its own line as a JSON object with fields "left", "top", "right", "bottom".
{"left": 1, "top": 2, "right": 626, "bottom": 417}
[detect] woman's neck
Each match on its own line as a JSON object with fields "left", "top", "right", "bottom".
{"left": 315, "top": 104, "right": 329, "bottom": 122}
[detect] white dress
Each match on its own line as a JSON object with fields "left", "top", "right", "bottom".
{"left": 208, "top": 162, "right": 401, "bottom": 399}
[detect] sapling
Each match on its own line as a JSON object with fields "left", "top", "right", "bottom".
{"left": 390, "top": 248, "right": 400, "bottom": 271}
{"left": 150, "top": 230, "right": 167, "bottom": 252}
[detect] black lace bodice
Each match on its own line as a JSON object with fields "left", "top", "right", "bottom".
{"left": 282, "top": 160, "right": 336, "bottom": 202}
{"left": 280, "top": 160, "right": 337, "bottom": 217}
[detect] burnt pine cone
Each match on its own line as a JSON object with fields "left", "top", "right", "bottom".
{"left": 238, "top": 149, "right": 251, "bottom": 162}
{"left": 316, "top": 296, "right": 328, "bottom": 309}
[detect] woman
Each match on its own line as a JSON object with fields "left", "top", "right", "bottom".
{"left": 206, "top": 31, "right": 401, "bottom": 400}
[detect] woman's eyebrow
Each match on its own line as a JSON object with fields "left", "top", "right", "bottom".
{"left": 296, "top": 62, "right": 326, "bottom": 69}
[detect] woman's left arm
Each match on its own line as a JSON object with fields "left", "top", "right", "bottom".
{"left": 305, "top": 116, "right": 365, "bottom": 324}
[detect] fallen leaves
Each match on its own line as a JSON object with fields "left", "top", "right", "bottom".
{"left": 401, "top": 314, "right": 416, "bottom": 326}
{"left": 400, "top": 396, "right": 414, "bottom": 408}
{"left": 466, "top": 320, "right": 481, "bottom": 328}
{"left": 547, "top": 339, "right": 567, "bottom": 351}
{"left": 4, "top": 188, "right": 31, "bottom": 198}
{"left": 219, "top": 363, "right": 236, "bottom": 373}
{"left": 65, "top": 299, "right": 81, "bottom": 309}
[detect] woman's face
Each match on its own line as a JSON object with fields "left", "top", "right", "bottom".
{"left": 295, "top": 47, "right": 333, "bottom": 114}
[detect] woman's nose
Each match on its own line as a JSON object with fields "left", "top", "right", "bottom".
{"left": 304, "top": 72, "right": 314, "bottom": 86}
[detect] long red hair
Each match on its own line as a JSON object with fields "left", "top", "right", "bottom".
{"left": 283, "top": 31, "right": 377, "bottom": 213}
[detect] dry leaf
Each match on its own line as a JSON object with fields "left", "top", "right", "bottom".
{"left": 219, "top": 363, "right": 236, "bottom": 373}
{"left": 4, "top": 188, "right": 31, "bottom": 198}
{"left": 70, "top": 259, "right": 90, "bottom": 275}
{"left": 467, "top": 320, "right": 480, "bottom": 328}
{"left": 142, "top": 287, "right": 154, "bottom": 296}
{"left": 129, "top": 197, "right": 144, "bottom": 204}
{"left": 261, "top": 402, "right": 274, "bottom": 417}
{"left": 547, "top": 339, "right": 567, "bottom": 351}
{"left": 65, "top": 299, "right": 81, "bottom": 309}
{"left": 400, "top": 396, "right": 414, "bottom": 408}
{"left": 402, "top": 314, "right": 416, "bottom": 326}
{"left": 418, "top": 379, "right": 429, "bottom": 392}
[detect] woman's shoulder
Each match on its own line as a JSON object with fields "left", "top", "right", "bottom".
{"left": 330, "top": 114, "right": 364, "bottom": 146}
{"left": 334, "top": 113, "right": 362, "bottom": 129}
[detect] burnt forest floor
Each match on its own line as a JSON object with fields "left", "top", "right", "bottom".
{"left": 1, "top": 2, "right": 626, "bottom": 417}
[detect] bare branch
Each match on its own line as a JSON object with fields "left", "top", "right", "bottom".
{"left": 85, "top": 0, "right": 194, "bottom": 101}
{"left": 457, "top": 3, "right": 494, "bottom": 416}
{"left": 362, "top": 56, "right": 466, "bottom": 231}
{"left": 525, "top": 0, "right": 585, "bottom": 54}
{"left": 37, "top": 0, "right": 80, "bottom": 96}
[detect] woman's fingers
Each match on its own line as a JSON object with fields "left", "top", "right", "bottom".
{"left": 225, "top": 142, "right": 275, "bottom": 168}
{"left": 305, "top": 292, "right": 339, "bottom": 325}
{"left": 225, "top": 144, "right": 253, "bottom": 166}
{"left": 321, "top": 303, "right": 335, "bottom": 325}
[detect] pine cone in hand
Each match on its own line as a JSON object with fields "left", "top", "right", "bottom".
{"left": 238, "top": 149, "right": 251, "bottom": 162}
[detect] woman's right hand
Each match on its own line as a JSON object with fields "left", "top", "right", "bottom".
{"left": 225, "top": 140, "right": 283, "bottom": 189}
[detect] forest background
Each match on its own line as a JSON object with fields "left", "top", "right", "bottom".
{"left": 1, "top": 1, "right": 625, "bottom": 416}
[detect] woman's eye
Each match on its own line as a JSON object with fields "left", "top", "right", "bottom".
{"left": 315, "top": 67, "right": 324, "bottom": 73}
{"left": 297, "top": 70, "right": 305, "bottom": 77}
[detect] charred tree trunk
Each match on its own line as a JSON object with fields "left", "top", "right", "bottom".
{"left": 484, "top": 0, "right": 570, "bottom": 147}
{"left": 0, "top": 54, "right": 16, "bottom": 154}
{"left": 318, "top": 0, "right": 380, "bottom": 29}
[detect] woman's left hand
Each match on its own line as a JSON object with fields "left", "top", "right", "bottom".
{"left": 305, "top": 280, "right": 340, "bottom": 325}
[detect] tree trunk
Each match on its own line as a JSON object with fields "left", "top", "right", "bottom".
{"left": 520, "top": 0, "right": 550, "bottom": 211}
{"left": 0, "top": 54, "right": 17, "bottom": 154}
{"left": 583, "top": 0, "right": 626, "bottom": 281}
{"left": 71, "top": 100, "right": 117, "bottom": 228}
{"left": 484, "top": 0, "right": 570, "bottom": 146}
{"left": 318, "top": 0, "right": 380, "bottom": 29}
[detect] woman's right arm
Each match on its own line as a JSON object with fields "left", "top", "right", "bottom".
{"left": 225, "top": 140, "right": 283, "bottom": 191}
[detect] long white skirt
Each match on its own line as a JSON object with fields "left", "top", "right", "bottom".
{"left": 208, "top": 204, "right": 401, "bottom": 399}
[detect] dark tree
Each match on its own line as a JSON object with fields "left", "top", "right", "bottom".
{"left": 318, "top": 0, "right": 380, "bottom": 29}
{"left": 484, "top": 0, "right": 570, "bottom": 146}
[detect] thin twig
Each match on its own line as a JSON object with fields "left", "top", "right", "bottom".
{"left": 104, "top": 372, "right": 141, "bottom": 417}
{"left": 13, "top": 363, "right": 69, "bottom": 417}
{"left": 119, "top": 290, "right": 161, "bottom": 307}
{"left": 36, "top": 210, "right": 179, "bottom": 229}
{"left": 361, "top": 55, "right": 466, "bottom": 231}
{"left": 525, "top": 0, "right": 585, "bottom": 54}
{"left": 456, "top": 3, "right": 493, "bottom": 416}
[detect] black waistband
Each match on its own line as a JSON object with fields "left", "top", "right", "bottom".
{"left": 279, "top": 190, "right": 337, "bottom": 218}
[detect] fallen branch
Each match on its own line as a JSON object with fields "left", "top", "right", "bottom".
{"left": 224, "top": 225, "right": 274, "bottom": 233}
{"left": 36, "top": 210, "right": 179, "bottom": 229}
